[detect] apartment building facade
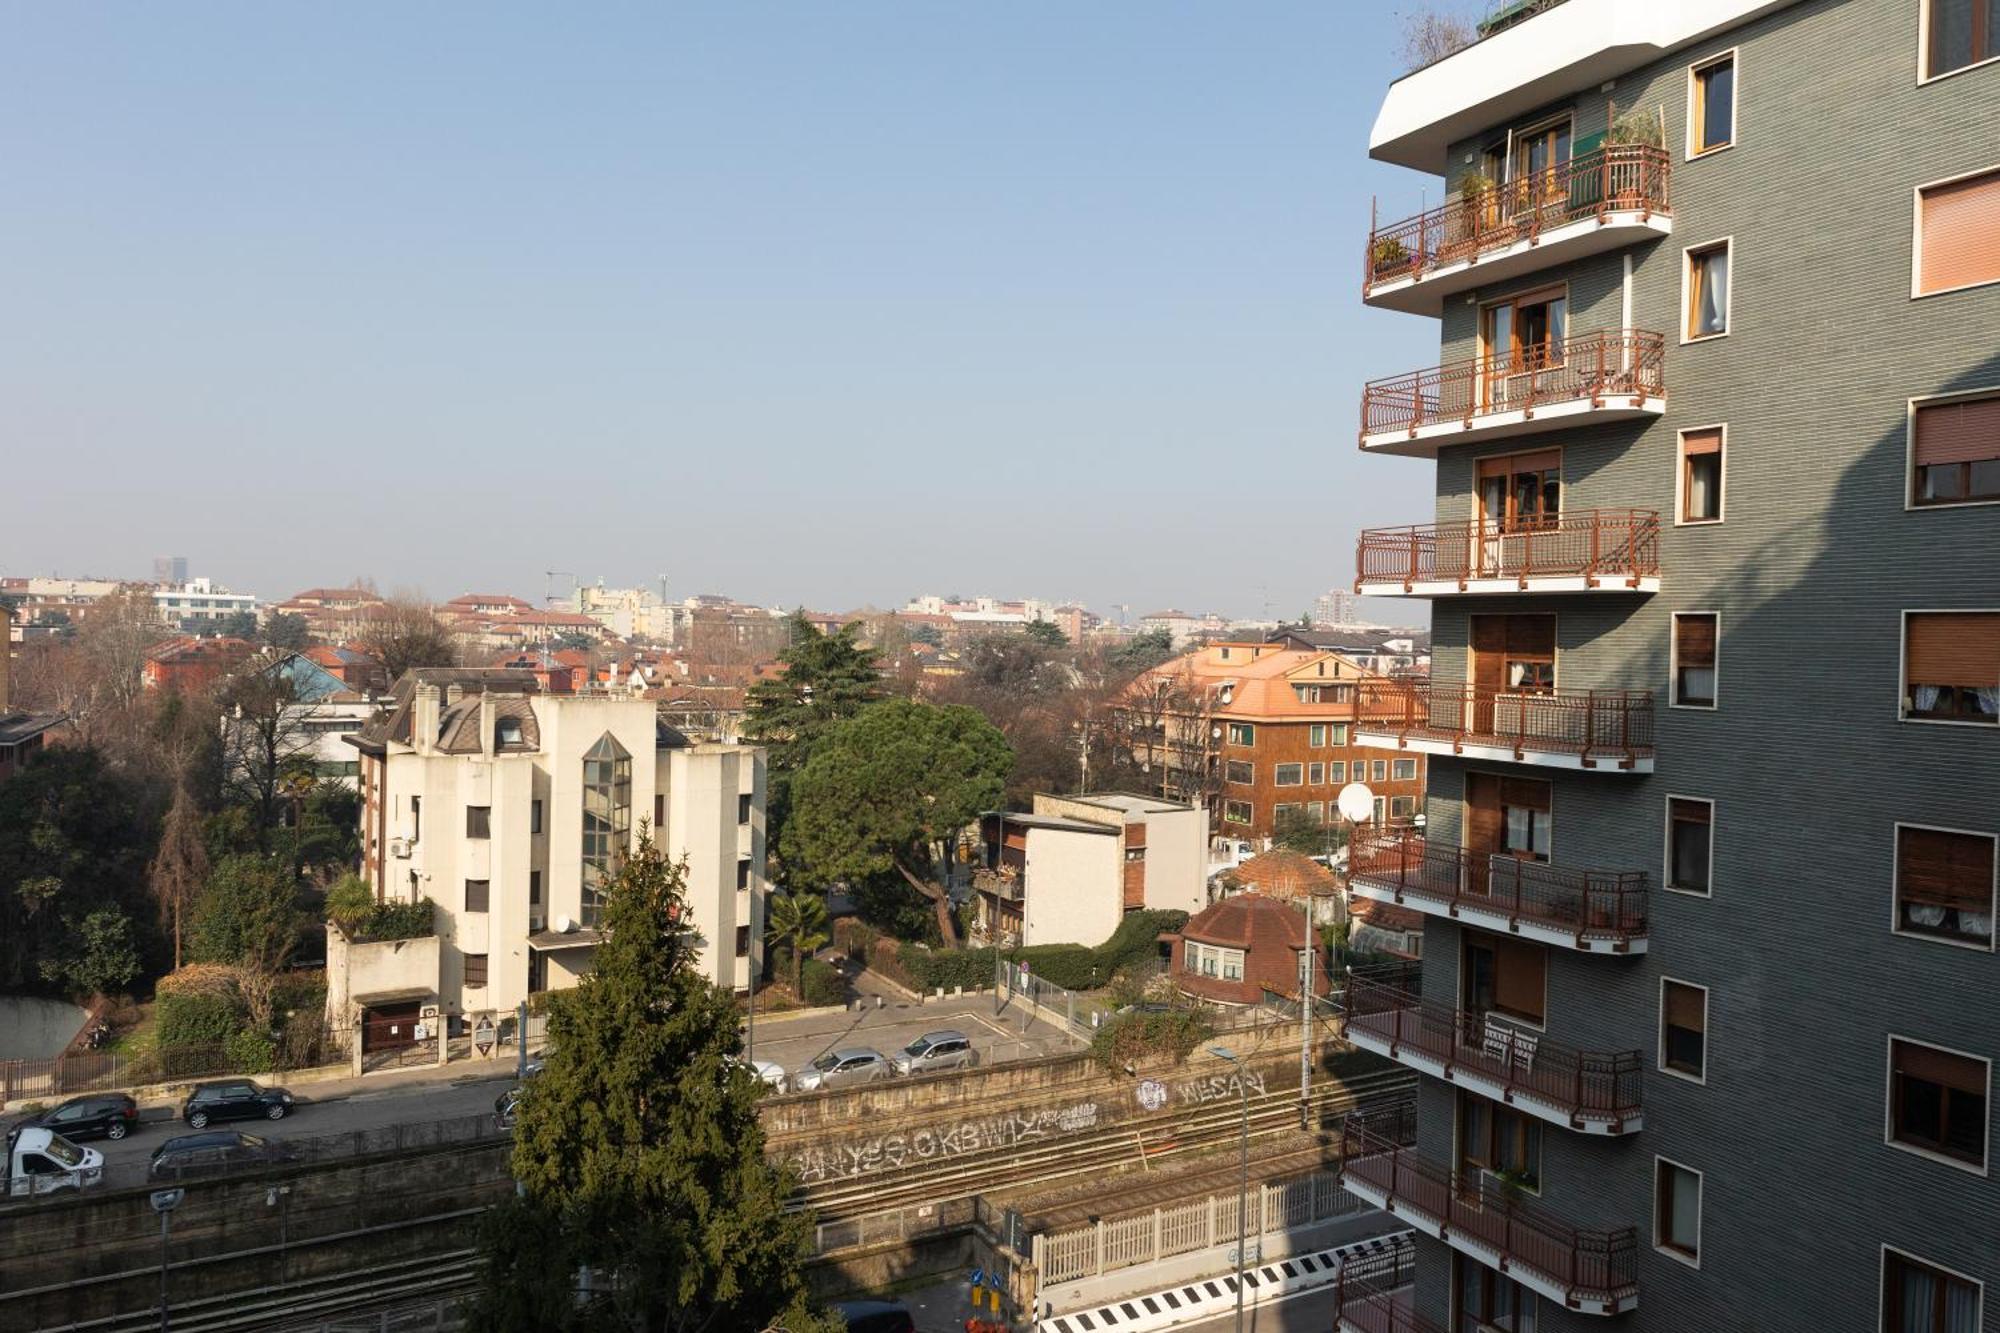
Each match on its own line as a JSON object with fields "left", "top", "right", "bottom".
{"left": 339, "top": 670, "right": 764, "bottom": 1047}
{"left": 1126, "top": 641, "right": 1426, "bottom": 849}
{"left": 973, "top": 792, "right": 1207, "bottom": 947}
{"left": 1336, "top": 3, "right": 2000, "bottom": 1330}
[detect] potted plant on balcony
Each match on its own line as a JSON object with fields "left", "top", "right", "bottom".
{"left": 1446, "top": 171, "right": 1498, "bottom": 256}
{"left": 1371, "top": 236, "right": 1412, "bottom": 278}
{"left": 1604, "top": 109, "right": 1666, "bottom": 209}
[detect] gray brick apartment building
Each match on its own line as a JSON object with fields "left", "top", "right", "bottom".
{"left": 1330, "top": 1, "right": 2000, "bottom": 1329}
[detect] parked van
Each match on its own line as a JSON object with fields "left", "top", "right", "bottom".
{"left": 6, "top": 1127, "right": 104, "bottom": 1198}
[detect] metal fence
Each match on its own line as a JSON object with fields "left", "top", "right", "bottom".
{"left": 2, "top": 1110, "right": 508, "bottom": 1209}
{"left": 1034, "top": 1169, "right": 1367, "bottom": 1286}
{"left": 0, "top": 1027, "right": 359, "bottom": 1106}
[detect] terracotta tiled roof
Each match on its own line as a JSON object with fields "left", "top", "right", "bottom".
{"left": 1180, "top": 892, "right": 1310, "bottom": 950}
{"left": 1349, "top": 896, "right": 1426, "bottom": 934}
{"left": 1222, "top": 851, "right": 1338, "bottom": 901}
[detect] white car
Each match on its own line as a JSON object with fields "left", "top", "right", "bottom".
{"left": 749, "top": 1059, "right": 788, "bottom": 1094}
{"left": 7, "top": 1127, "right": 104, "bottom": 1198}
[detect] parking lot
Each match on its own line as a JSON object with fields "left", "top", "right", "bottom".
{"left": 748, "top": 987, "right": 1079, "bottom": 1090}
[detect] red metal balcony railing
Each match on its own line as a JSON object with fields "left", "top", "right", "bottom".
{"left": 1341, "top": 978, "right": 1643, "bottom": 1129}
{"left": 1349, "top": 829, "right": 1648, "bottom": 949}
{"left": 1360, "top": 329, "right": 1665, "bottom": 442}
{"left": 1355, "top": 681, "right": 1654, "bottom": 769}
{"left": 1339, "top": 1113, "right": 1639, "bottom": 1311}
{"left": 1355, "top": 509, "right": 1659, "bottom": 593}
{"left": 1334, "top": 1233, "right": 1443, "bottom": 1333}
{"left": 1365, "top": 145, "right": 1671, "bottom": 292}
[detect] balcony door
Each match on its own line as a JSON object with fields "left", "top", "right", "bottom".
{"left": 1481, "top": 289, "right": 1567, "bottom": 412}
{"left": 1508, "top": 116, "right": 1573, "bottom": 221}
{"left": 1471, "top": 614, "right": 1556, "bottom": 733}
{"left": 1474, "top": 449, "right": 1561, "bottom": 576}
{"left": 1465, "top": 772, "right": 1551, "bottom": 898}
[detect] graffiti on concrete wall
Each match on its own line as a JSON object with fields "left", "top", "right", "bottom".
{"left": 789, "top": 1100, "right": 1103, "bottom": 1184}
{"left": 1175, "top": 1069, "right": 1265, "bottom": 1106}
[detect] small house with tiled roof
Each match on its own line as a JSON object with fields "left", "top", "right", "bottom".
{"left": 1167, "top": 892, "right": 1326, "bottom": 1008}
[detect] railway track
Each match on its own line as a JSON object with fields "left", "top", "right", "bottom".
{"left": 792, "top": 1068, "right": 1416, "bottom": 1220}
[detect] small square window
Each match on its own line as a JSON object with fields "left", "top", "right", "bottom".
{"left": 1223, "top": 801, "right": 1253, "bottom": 826}
{"left": 465, "top": 879, "right": 490, "bottom": 913}
{"left": 1673, "top": 613, "right": 1719, "bottom": 708}
{"left": 1661, "top": 979, "right": 1708, "bottom": 1080}
{"left": 1889, "top": 1038, "right": 1990, "bottom": 1169}
{"left": 466, "top": 805, "right": 491, "bottom": 839}
{"left": 1308, "top": 762, "right": 1325, "bottom": 785}
{"left": 1226, "top": 760, "right": 1255, "bottom": 786}
{"left": 1328, "top": 761, "right": 1347, "bottom": 784}
{"left": 1685, "top": 241, "right": 1731, "bottom": 339}
{"left": 463, "top": 953, "right": 488, "bottom": 988}
{"left": 1308, "top": 724, "right": 1327, "bottom": 747}
{"left": 1654, "top": 1159, "right": 1702, "bottom": 1265}
{"left": 1688, "top": 53, "right": 1735, "bottom": 156}
{"left": 1903, "top": 612, "right": 2000, "bottom": 723}
{"left": 1680, "top": 427, "right": 1725, "bottom": 523}
{"left": 1917, "top": 167, "right": 2000, "bottom": 297}
{"left": 1371, "top": 760, "right": 1387, "bottom": 782}
{"left": 1912, "top": 393, "right": 2000, "bottom": 507}
{"left": 1227, "top": 722, "right": 1256, "bottom": 746}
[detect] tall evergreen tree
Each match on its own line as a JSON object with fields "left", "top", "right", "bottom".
{"left": 784, "top": 699, "right": 1010, "bottom": 947}
{"left": 468, "top": 836, "right": 832, "bottom": 1333}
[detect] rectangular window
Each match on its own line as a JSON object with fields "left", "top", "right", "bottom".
{"left": 1456, "top": 1253, "right": 1539, "bottom": 1332}
{"left": 466, "top": 805, "right": 491, "bottom": 839}
{"left": 1226, "top": 759, "right": 1255, "bottom": 785}
{"left": 1274, "top": 802, "right": 1304, "bottom": 823}
{"left": 1392, "top": 758, "right": 1418, "bottom": 781}
{"left": 1896, "top": 825, "right": 1997, "bottom": 946}
{"left": 465, "top": 879, "right": 490, "bottom": 913}
{"left": 1309, "top": 762, "right": 1326, "bottom": 784}
{"left": 529, "top": 870, "right": 542, "bottom": 906}
{"left": 1661, "top": 979, "right": 1708, "bottom": 1081}
{"left": 738, "top": 793, "right": 753, "bottom": 824}
{"left": 1654, "top": 1158, "right": 1702, "bottom": 1264}
{"left": 1889, "top": 1038, "right": 1990, "bottom": 1169}
{"left": 1227, "top": 722, "right": 1255, "bottom": 746}
{"left": 1274, "top": 763, "right": 1304, "bottom": 787}
{"left": 1667, "top": 797, "right": 1714, "bottom": 895}
{"left": 1912, "top": 393, "right": 2000, "bottom": 506}
{"left": 735, "top": 925, "right": 751, "bottom": 958}
{"left": 1904, "top": 611, "right": 2000, "bottom": 723}
{"left": 1372, "top": 796, "right": 1386, "bottom": 824}
{"left": 463, "top": 953, "right": 488, "bottom": 988}
{"left": 531, "top": 800, "right": 543, "bottom": 835}
{"left": 1223, "top": 801, "right": 1253, "bottom": 825}
{"left": 1673, "top": 613, "right": 1719, "bottom": 707}
{"left": 1391, "top": 795, "right": 1417, "bottom": 819}
{"left": 1221, "top": 948, "right": 1244, "bottom": 981}
{"left": 1328, "top": 761, "right": 1347, "bottom": 784}
{"left": 1306, "top": 802, "right": 1326, "bottom": 823}
{"left": 655, "top": 793, "right": 665, "bottom": 828}
{"left": 1685, "top": 241, "right": 1731, "bottom": 339}
{"left": 1883, "top": 1248, "right": 1984, "bottom": 1333}
{"left": 1327, "top": 722, "right": 1350, "bottom": 746}
{"left": 737, "top": 859, "right": 752, "bottom": 891}
{"left": 1459, "top": 1089, "right": 1543, "bottom": 1190}
{"left": 1308, "top": 723, "right": 1327, "bottom": 747}
{"left": 1688, "top": 53, "right": 1735, "bottom": 155}
{"left": 411, "top": 795, "right": 422, "bottom": 841}
{"left": 1680, "top": 426, "right": 1725, "bottom": 523}
{"left": 1371, "top": 760, "right": 1387, "bottom": 782}
{"left": 1463, "top": 930, "right": 1546, "bottom": 1026}
{"left": 1918, "top": 167, "right": 2000, "bottom": 296}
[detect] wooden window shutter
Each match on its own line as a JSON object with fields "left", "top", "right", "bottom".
{"left": 1895, "top": 1040, "right": 1988, "bottom": 1096}
{"left": 1899, "top": 827, "right": 1996, "bottom": 912}
{"left": 1664, "top": 981, "right": 1705, "bottom": 1032}
{"left": 1670, "top": 798, "right": 1712, "bottom": 827}
{"left": 1920, "top": 170, "right": 2000, "bottom": 295}
{"left": 1493, "top": 937, "right": 1546, "bottom": 1021}
{"left": 1507, "top": 614, "right": 1557, "bottom": 658}
{"left": 1676, "top": 615, "right": 1718, "bottom": 668}
{"left": 1681, "top": 427, "right": 1723, "bottom": 457}
{"left": 1499, "top": 777, "right": 1553, "bottom": 811}
{"left": 1914, "top": 396, "right": 2000, "bottom": 467}
{"left": 1471, "top": 615, "right": 1508, "bottom": 655}
{"left": 1465, "top": 773, "right": 1505, "bottom": 852}
{"left": 1906, "top": 612, "right": 2000, "bottom": 687}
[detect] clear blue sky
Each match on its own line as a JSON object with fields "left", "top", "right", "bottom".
{"left": 5, "top": 4, "right": 1441, "bottom": 622}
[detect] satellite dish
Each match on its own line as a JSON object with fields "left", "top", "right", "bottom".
{"left": 555, "top": 914, "right": 576, "bottom": 934}
{"left": 1337, "top": 782, "right": 1376, "bottom": 823}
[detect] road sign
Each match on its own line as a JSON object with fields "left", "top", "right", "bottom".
{"left": 473, "top": 1016, "right": 496, "bottom": 1057}
{"left": 150, "top": 1189, "right": 184, "bottom": 1213}
{"left": 969, "top": 1267, "right": 986, "bottom": 1288}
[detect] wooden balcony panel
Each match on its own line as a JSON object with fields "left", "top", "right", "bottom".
{"left": 1340, "top": 977, "right": 1643, "bottom": 1133}
{"left": 1347, "top": 830, "right": 1648, "bottom": 952}
{"left": 1355, "top": 509, "right": 1661, "bottom": 597}
{"left": 1338, "top": 1115, "right": 1639, "bottom": 1316}
{"left": 1354, "top": 681, "right": 1654, "bottom": 773}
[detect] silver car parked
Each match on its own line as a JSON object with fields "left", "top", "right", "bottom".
{"left": 794, "top": 1047, "right": 893, "bottom": 1092}
{"left": 891, "top": 1030, "right": 978, "bottom": 1076}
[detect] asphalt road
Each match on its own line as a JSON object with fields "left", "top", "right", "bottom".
{"left": 749, "top": 990, "right": 1076, "bottom": 1087}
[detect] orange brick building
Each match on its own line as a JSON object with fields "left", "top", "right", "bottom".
{"left": 1124, "top": 641, "right": 1425, "bottom": 846}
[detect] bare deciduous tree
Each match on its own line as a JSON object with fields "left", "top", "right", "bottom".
{"left": 1398, "top": 4, "right": 1478, "bottom": 69}
{"left": 356, "top": 597, "right": 462, "bottom": 683}
{"left": 148, "top": 785, "right": 210, "bottom": 970}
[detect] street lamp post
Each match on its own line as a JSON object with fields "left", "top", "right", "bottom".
{"left": 1208, "top": 1044, "right": 1250, "bottom": 1333}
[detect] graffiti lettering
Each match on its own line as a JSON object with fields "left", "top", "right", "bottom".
{"left": 788, "top": 1100, "right": 1102, "bottom": 1183}
{"left": 1175, "top": 1070, "right": 1265, "bottom": 1106}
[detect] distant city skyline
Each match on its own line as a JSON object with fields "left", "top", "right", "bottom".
{"left": 5, "top": 5, "right": 1440, "bottom": 622}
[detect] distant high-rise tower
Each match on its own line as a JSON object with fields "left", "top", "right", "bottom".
{"left": 1312, "top": 589, "right": 1355, "bottom": 627}
{"left": 153, "top": 555, "right": 188, "bottom": 587}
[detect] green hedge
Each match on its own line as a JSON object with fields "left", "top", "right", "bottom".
{"left": 842, "top": 907, "right": 1192, "bottom": 994}
{"left": 800, "top": 958, "right": 846, "bottom": 1007}
{"left": 350, "top": 900, "right": 436, "bottom": 943}
{"left": 158, "top": 992, "right": 243, "bottom": 1050}
{"left": 223, "top": 1029, "right": 277, "bottom": 1074}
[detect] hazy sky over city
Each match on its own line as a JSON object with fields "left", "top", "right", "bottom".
{"left": 5, "top": 4, "right": 1440, "bottom": 622}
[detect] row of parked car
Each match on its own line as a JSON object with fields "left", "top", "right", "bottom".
{"left": 5, "top": 1080, "right": 301, "bottom": 1197}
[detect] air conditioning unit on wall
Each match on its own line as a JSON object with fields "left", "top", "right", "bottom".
{"left": 389, "top": 838, "right": 410, "bottom": 859}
